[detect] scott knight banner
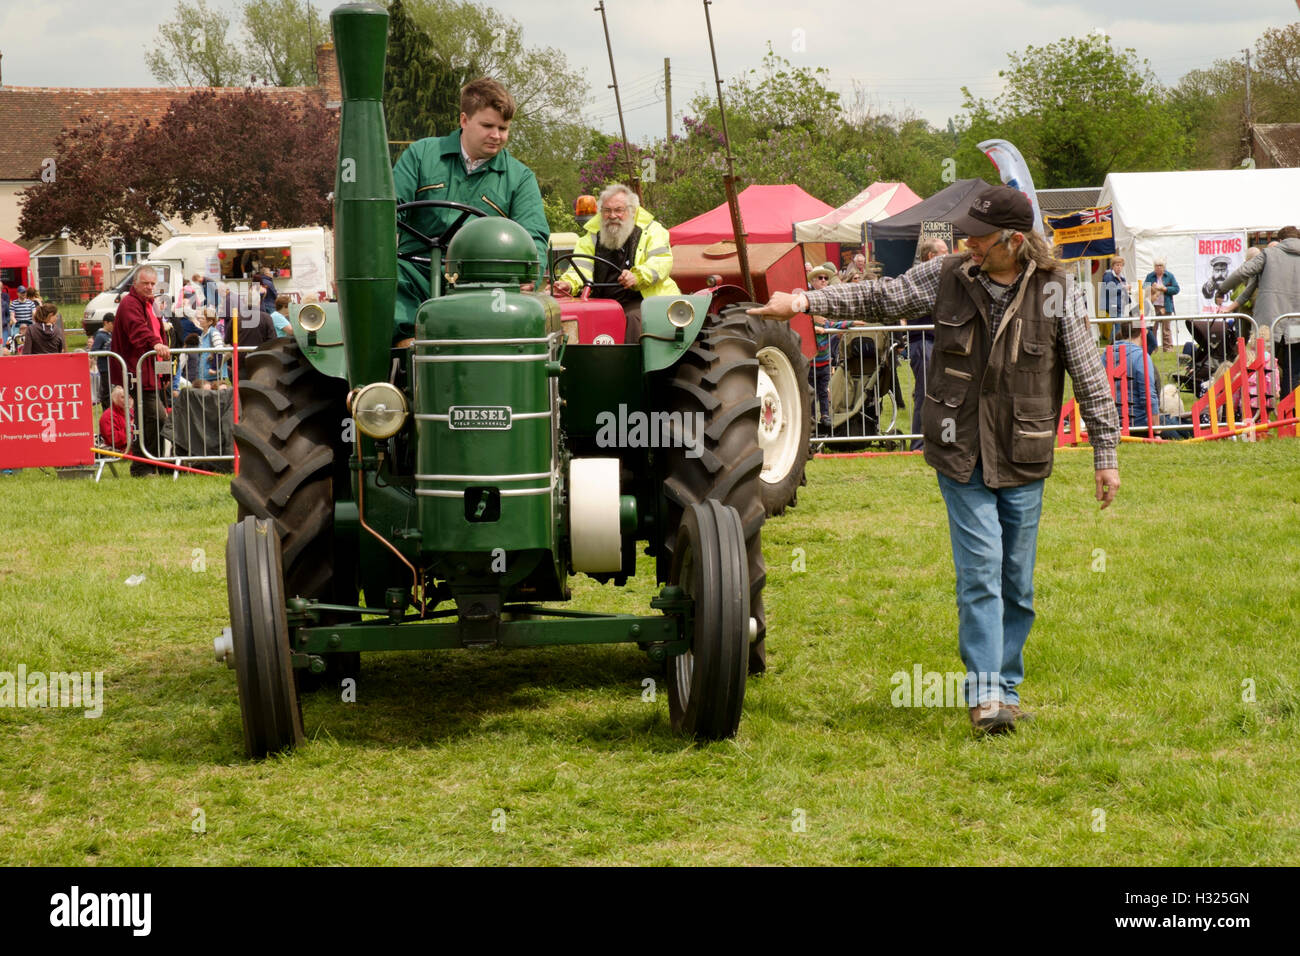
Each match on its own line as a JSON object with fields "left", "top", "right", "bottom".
{"left": 1194, "top": 233, "right": 1247, "bottom": 314}
{"left": 0, "top": 353, "right": 95, "bottom": 467}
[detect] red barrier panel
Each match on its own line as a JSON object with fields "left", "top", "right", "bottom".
{"left": 0, "top": 354, "right": 94, "bottom": 467}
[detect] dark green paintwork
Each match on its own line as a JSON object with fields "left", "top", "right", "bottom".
{"left": 289, "top": 302, "right": 349, "bottom": 380}
{"left": 640, "top": 294, "right": 706, "bottom": 373}
{"left": 295, "top": 613, "right": 683, "bottom": 653}
{"left": 558, "top": 346, "right": 644, "bottom": 438}
{"left": 414, "top": 286, "right": 562, "bottom": 556}
{"left": 332, "top": 2, "right": 396, "bottom": 390}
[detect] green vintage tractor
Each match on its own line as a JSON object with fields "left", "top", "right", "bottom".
{"left": 213, "top": 1, "right": 770, "bottom": 757}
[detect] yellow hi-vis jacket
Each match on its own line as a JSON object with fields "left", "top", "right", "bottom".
{"left": 561, "top": 206, "right": 680, "bottom": 298}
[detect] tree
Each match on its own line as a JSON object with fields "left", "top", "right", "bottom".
{"left": 150, "top": 89, "right": 338, "bottom": 230}
{"left": 599, "top": 47, "right": 955, "bottom": 228}
{"left": 1171, "top": 24, "right": 1300, "bottom": 169}
{"left": 148, "top": 0, "right": 330, "bottom": 88}
{"left": 687, "top": 46, "right": 843, "bottom": 143}
{"left": 957, "top": 35, "right": 1185, "bottom": 187}
{"left": 21, "top": 90, "right": 338, "bottom": 241}
{"left": 147, "top": 0, "right": 245, "bottom": 86}
{"left": 18, "top": 119, "right": 165, "bottom": 246}
{"left": 403, "top": 0, "right": 590, "bottom": 200}
{"left": 241, "top": 0, "right": 328, "bottom": 86}
{"left": 384, "top": 0, "right": 476, "bottom": 154}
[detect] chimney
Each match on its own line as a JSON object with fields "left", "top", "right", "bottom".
{"left": 315, "top": 42, "right": 340, "bottom": 109}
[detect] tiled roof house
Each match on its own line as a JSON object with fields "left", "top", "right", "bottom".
{"left": 1251, "top": 124, "right": 1300, "bottom": 170}
{"left": 0, "top": 43, "right": 340, "bottom": 301}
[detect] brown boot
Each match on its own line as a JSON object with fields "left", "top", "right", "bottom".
{"left": 969, "top": 700, "right": 1015, "bottom": 735}
{"left": 1004, "top": 703, "right": 1035, "bottom": 724}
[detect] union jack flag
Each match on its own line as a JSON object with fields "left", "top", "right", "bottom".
{"left": 1046, "top": 205, "right": 1116, "bottom": 261}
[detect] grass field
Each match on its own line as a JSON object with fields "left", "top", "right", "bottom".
{"left": 1, "top": 440, "right": 1297, "bottom": 865}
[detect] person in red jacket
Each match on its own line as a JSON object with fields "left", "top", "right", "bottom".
{"left": 98, "top": 386, "right": 130, "bottom": 451}
{"left": 110, "top": 267, "right": 171, "bottom": 476}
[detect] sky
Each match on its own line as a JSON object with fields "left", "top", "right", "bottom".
{"left": 3, "top": 0, "right": 1297, "bottom": 142}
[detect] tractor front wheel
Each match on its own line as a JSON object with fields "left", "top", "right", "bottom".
{"left": 667, "top": 500, "right": 750, "bottom": 739}
{"left": 230, "top": 337, "right": 356, "bottom": 689}
{"left": 227, "top": 516, "right": 303, "bottom": 758}
{"left": 662, "top": 306, "right": 768, "bottom": 673}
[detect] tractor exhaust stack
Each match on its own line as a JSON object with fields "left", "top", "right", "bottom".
{"left": 331, "top": 1, "right": 396, "bottom": 389}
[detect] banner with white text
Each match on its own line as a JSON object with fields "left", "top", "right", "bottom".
{"left": 0, "top": 354, "right": 95, "bottom": 467}
{"left": 1193, "top": 233, "right": 1247, "bottom": 314}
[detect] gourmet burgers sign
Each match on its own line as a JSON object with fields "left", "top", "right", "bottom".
{"left": 0, "top": 354, "right": 95, "bottom": 467}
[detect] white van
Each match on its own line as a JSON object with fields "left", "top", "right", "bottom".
{"left": 82, "top": 226, "right": 333, "bottom": 329}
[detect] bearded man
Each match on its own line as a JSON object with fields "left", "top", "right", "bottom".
{"left": 552, "top": 183, "right": 679, "bottom": 340}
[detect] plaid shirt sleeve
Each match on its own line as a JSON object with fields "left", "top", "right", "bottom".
{"left": 1060, "top": 277, "right": 1120, "bottom": 471}
{"left": 804, "top": 256, "right": 944, "bottom": 322}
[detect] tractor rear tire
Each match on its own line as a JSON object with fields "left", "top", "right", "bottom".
{"left": 230, "top": 337, "right": 357, "bottom": 688}
{"left": 740, "top": 309, "right": 812, "bottom": 517}
{"left": 662, "top": 307, "right": 769, "bottom": 674}
{"left": 667, "top": 500, "right": 749, "bottom": 739}
{"left": 227, "top": 516, "right": 304, "bottom": 758}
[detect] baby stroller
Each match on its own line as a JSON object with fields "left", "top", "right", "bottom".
{"left": 827, "top": 329, "right": 902, "bottom": 446}
{"left": 1173, "top": 317, "right": 1240, "bottom": 399}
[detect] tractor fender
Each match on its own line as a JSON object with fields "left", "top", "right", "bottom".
{"left": 288, "top": 301, "right": 350, "bottom": 382}
{"left": 640, "top": 293, "right": 709, "bottom": 374}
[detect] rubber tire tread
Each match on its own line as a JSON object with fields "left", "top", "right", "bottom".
{"left": 666, "top": 501, "right": 749, "bottom": 739}
{"left": 229, "top": 337, "right": 356, "bottom": 687}
{"left": 662, "top": 307, "right": 768, "bottom": 674}
{"left": 228, "top": 516, "right": 304, "bottom": 758}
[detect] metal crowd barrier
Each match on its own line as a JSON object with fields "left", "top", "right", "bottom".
{"left": 809, "top": 322, "right": 928, "bottom": 449}
{"left": 130, "top": 345, "right": 255, "bottom": 472}
{"left": 807, "top": 311, "right": 1289, "bottom": 450}
{"left": 85, "top": 350, "right": 131, "bottom": 481}
{"left": 80, "top": 345, "right": 251, "bottom": 477}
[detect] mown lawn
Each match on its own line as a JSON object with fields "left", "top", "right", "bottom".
{"left": 0, "top": 439, "right": 1297, "bottom": 865}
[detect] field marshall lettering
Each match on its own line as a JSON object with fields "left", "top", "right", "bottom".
{"left": 448, "top": 405, "right": 513, "bottom": 430}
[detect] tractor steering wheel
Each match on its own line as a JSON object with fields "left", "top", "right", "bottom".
{"left": 549, "top": 251, "right": 628, "bottom": 296}
{"left": 396, "top": 199, "right": 490, "bottom": 275}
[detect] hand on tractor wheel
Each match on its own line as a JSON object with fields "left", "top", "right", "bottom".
{"left": 551, "top": 279, "right": 573, "bottom": 296}
{"left": 748, "top": 291, "right": 805, "bottom": 319}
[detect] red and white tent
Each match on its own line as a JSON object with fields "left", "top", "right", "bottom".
{"left": 792, "top": 182, "right": 923, "bottom": 245}
{"left": 668, "top": 184, "right": 833, "bottom": 245}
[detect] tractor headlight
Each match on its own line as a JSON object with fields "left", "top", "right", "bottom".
{"left": 298, "top": 303, "right": 327, "bottom": 332}
{"left": 352, "top": 382, "right": 408, "bottom": 439}
{"left": 667, "top": 298, "right": 695, "bottom": 328}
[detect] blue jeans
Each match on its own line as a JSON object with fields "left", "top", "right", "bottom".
{"left": 936, "top": 461, "right": 1044, "bottom": 707}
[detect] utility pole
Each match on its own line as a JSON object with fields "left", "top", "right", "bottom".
{"left": 596, "top": 1, "right": 641, "bottom": 197}
{"left": 1243, "top": 48, "right": 1252, "bottom": 125}
{"left": 664, "top": 57, "right": 672, "bottom": 158}
{"left": 703, "top": 0, "right": 755, "bottom": 300}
